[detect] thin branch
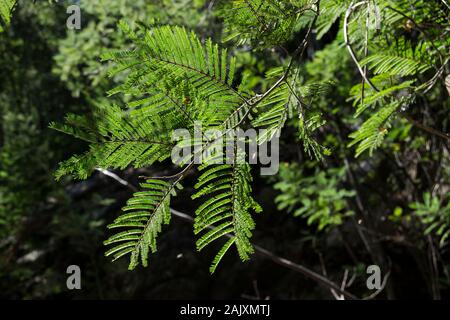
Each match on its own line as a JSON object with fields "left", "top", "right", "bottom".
{"left": 220, "top": 0, "right": 320, "bottom": 135}
{"left": 95, "top": 168, "right": 138, "bottom": 192}
{"left": 422, "top": 57, "right": 450, "bottom": 94}
{"left": 170, "top": 208, "right": 359, "bottom": 300}
{"left": 385, "top": 6, "right": 445, "bottom": 65}
{"left": 346, "top": 270, "right": 357, "bottom": 288}
{"left": 344, "top": 1, "right": 380, "bottom": 93}
{"left": 361, "top": 0, "right": 371, "bottom": 106}
{"left": 285, "top": 0, "right": 320, "bottom": 76}
{"left": 401, "top": 113, "right": 450, "bottom": 142}
{"left": 139, "top": 160, "right": 195, "bottom": 180}
{"left": 343, "top": 158, "right": 377, "bottom": 262}
{"left": 441, "top": 0, "right": 450, "bottom": 10}
{"left": 331, "top": 269, "right": 350, "bottom": 300}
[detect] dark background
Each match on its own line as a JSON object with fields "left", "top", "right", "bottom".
{"left": 1, "top": 0, "right": 449, "bottom": 299}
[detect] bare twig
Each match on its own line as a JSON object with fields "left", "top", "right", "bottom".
{"left": 427, "top": 236, "right": 441, "bottom": 300}
{"left": 172, "top": 208, "right": 358, "bottom": 300}
{"left": 139, "top": 160, "right": 195, "bottom": 180}
{"left": 401, "top": 113, "right": 450, "bottom": 142}
{"left": 346, "top": 270, "right": 357, "bottom": 288}
{"left": 331, "top": 269, "right": 350, "bottom": 300}
{"left": 422, "top": 57, "right": 450, "bottom": 94}
{"left": 317, "top": 251, "right": 349, "bottom": 300}
{"left": 441, "top": 0, "right": 450, "bottom": 10}
{"left": 95, "top": 168, "right": 138, "bottom": 192}
{"left": 344, "top": 1, "right": 380, "bottom": 93}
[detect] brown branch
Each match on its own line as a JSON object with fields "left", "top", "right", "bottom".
{"left": 442, "top": 0, "right": 450, "bottom": 10}
{"left": 95, "top": 169, "right": 359, "bottom": 300}
{"left": 401, "top": 114, "right": 450, "bottom": 142}
{"left": 170, "top": 208, "right": 359, "bottom": 300}
{"left": 344, "top": 1, "right": 380, "bottom": 93}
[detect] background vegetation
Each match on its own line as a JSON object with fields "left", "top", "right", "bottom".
{"left": 0, "top": 0, "right": 449, "bottom": 299}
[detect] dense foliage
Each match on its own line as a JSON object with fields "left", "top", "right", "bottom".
{"left": 0, "top": 0, "right": 449, "bottom": 299}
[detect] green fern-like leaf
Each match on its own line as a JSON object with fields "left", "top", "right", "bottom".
{"left": 51, "top": 104, "right": 176, "bottom": 180}
{"left": 252, "top": 83, "right": 291, "bottom": 143}
{"left": 102, "top": 22, "right": 249, "bottom": 126}
{"left": 104, "top": 179, "right": 180, "bottom": 270}
{"left": 192, "top": 158, "right": 261, "bottom": 273}
{"left": 298, "top": 111, "right": 328, "bottom": 160}
{"left": 350, "top": 76, "right": 414, "bottom": 117}
{"left": 348, "top": 100, "right": 400, "bottom": 157}
{"left": 0, "top": 0, "right": 17, "bottom": 33}
{"left": 360, "top": 53, "right": 432, "bottom": 77}
{"left": 315, "top": 0, "right": 347, "bottom": 40}
{"left": 252, "top": 79, "right": 330, "bottom": 159}
{"left": 219, "top": 0, "right": 306, "bottom": 47}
